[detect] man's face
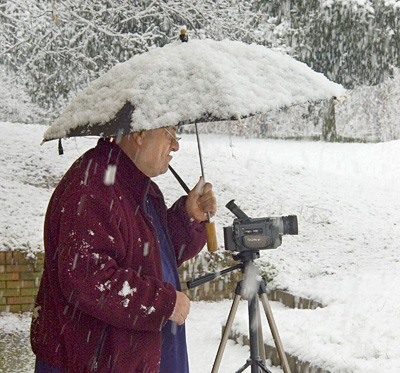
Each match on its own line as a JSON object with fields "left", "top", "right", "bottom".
{"left": 136, "top": 126, "right": 180, "bottom": 177}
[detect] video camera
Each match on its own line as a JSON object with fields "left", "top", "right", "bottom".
{"left": 224, "top": 200, "right": 298, "bottom": 252}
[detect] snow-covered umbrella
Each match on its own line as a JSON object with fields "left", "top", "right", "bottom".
{"left": 42, "top": 38, "right": 345, "bottom": 142}
{"left": 41, "top": 38, "right": 345, "bottom": 252}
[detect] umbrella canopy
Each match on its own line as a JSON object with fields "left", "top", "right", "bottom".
{"left": 43, "top": 39, "right": 345, "bottom": 141}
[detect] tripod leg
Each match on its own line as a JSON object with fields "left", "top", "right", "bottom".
{"left": 259, "top": 293, "right": 291, "bottom": 373}
{"left": 234, "top": 359, "right": 251, "bottom": 373}
{"left": 248, "top": 291, "right": 272, "bottom": 373}
{"left": 234, "top": 358, "right": 271, "bottom": 373}
{"left": 212, "top": 294, "right": 242, "bottom": 373}
{"left": 256, "top": 297, "right": 267, "bottom": 367}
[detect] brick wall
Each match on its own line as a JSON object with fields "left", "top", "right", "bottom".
{"left": 0, "top": 251, "right": 44, "bottom": 312}
{"left": 0, "top": 250, "right": 241, "bottom": 313}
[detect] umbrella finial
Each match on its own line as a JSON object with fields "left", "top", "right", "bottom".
{"left": 179, "top": 27, "right": 188, "bottom": 43}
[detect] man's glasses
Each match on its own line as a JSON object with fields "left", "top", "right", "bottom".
{"left": 164, "top": 128, "right": 181, "bottom": 144}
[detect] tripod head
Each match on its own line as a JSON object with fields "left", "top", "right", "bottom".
{"left": 186, "top": 249, "right": 260, "bottom": 289}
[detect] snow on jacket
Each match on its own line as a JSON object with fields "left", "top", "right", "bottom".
{"left": 31, "top": 138, "right": 206, "bottom": 372}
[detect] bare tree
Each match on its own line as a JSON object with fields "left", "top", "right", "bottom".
{"left": 0, "top": 0, "right": 280, "bottom": 119}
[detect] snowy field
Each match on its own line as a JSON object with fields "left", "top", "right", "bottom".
{"left": 1, "top": 121, "right": 400, "bottom": 372}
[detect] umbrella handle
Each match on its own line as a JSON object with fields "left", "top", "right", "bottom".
{"left": 195, "top": 122, "right": 219, "bottom": 252}
{"left": 169, "top": 165, "right": 218, "bottom": 252}
{"left": 205, "top": 222, "right": 218, "bottom": 252}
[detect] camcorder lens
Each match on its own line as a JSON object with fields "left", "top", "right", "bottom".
{"left": 282, "top": 215, "right": 298, "bottom": 235}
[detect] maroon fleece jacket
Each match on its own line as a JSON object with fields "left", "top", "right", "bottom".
{"left": 31, "top": 138, "right": 206, "bottom": 372}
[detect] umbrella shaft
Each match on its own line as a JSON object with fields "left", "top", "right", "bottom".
{"left": 195, "top": 122, "right": 210, "bottom": 222}
{"left": 195, "top": 122, "right": 206, "bottom": 182}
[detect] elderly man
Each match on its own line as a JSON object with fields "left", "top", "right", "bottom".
{"left": 31, "top": 126, "right": 217, "bottom": 373}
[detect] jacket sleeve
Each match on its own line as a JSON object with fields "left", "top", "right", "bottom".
{"left": 56, "top": 187, "right": 176, "bottom": 332}
{"left": 167, "top": 196, "right": 207, "bottom": 267}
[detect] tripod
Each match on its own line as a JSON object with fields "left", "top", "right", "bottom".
{"left": 187, "top": 251, "right": 291, "bottom": 373}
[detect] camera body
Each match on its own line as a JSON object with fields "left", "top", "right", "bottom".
{"left": 224, "top": 200, "right": 298, "bottom": 252}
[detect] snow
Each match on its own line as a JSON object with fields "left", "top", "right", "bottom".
{"left": 385, "top": 0, "right": 400, "bottom": 8}
{"left": 1, "top": 121, "right": 400, "bottom": 372}
{"left": 43, "top": 39, "right": 345, "bottom": 141}
{"left": 0, "top": 301, "right": 282, "bottom": 373}
{"left": 103, "top": 164, "right": 117, "bottom": 185}
{"left": 322, "top": 0, "right": 375, "bottom": 12}
{"left": 118, "top": 281, "right": 137, "bottom": 297}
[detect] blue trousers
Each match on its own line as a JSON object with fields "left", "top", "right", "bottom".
{"left": 35, "top": 358, "right": 64, "bottom": 373}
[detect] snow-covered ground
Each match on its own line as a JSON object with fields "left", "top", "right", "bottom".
{"left": 0, "top": 300, "right": 282, "bottom": 373}
{"left": 1, "top": 121, "right": 399, "bottom": 372}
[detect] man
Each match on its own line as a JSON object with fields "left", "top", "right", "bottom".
{"left": 31, "top": 126, "right": 217, "bottom": 372}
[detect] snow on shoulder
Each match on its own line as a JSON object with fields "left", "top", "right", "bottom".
{"left": 43, "top": 39, "right": 345, "bottom": 141}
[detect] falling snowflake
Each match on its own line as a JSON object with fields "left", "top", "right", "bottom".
{"left": 143, "top": 242, "right": 149, "bottom": 256}
{"left": 104, "top": 164, "right": 117, "bottom": 185}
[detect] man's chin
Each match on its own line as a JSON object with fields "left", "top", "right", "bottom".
{"left": 152, "top": 164, "right": 169, "bottom": 177}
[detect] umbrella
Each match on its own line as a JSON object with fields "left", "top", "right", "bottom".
{"left": 41, "top": 38, "right": 345, "bottom": 252}
{"left": 42, "top": 38, "right": 345, "bottom": 142}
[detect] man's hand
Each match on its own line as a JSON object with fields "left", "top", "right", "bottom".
{"left": 169, "top": 291, "right": 190, "bottom": 325}
{"left": 186, "top": 177, "right": 217, "bottom": 222}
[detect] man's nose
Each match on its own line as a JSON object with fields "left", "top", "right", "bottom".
{"left": 171, "top": 141, "right": 179, "bottom": 152}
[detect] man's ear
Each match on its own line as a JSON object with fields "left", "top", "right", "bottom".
{"left": 132, "top": 131, "right": 144, "bottom": 145}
